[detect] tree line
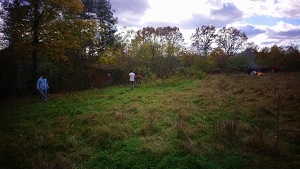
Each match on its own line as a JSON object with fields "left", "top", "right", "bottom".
{"left": 0, "top": 0, "right": 299, "bottom": 98}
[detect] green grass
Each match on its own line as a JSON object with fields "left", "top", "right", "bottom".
{"left": 1, "top": 73, "right": 300, "bottom": 168}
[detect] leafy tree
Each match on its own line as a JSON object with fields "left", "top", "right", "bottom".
{"left": 256, "top": 44, "right": 284, "bottom": 67}
{"left": 1, "top": 0, "right": 32, "bottom": 58}
{"left": 228, "top": 55, "right": 249, "bottom": 72}
{"left": 216, "top": 27, "right": 248, "bottom": 57}
{"left": 135, "top": 26, "right": 184, "bottom": 58}
{"left": 135, "top": 27, "right": 160, "bottom": 58}
{"left": 256, "top": 43, "right": 300, "bottom": 72}
{"left": 3, "top": 0, "right": 89, "bottom": 79}
{"left": 190, "top": 25, "right": 217, "bottom": 57}
{"left": 270, "top": 44, "right": 284, "bottom": 65}
{"left": 245, "top": 41, "right": 259, "bottom": 53}
{"left": 132, "top": 26, "right": 185, "bottom": 76}
{"left": 284, "top": 42, "right": 300, "bottom": 71}
{"left": 159, "top": 26, "right": 184, "bottom": 57}
{"left": 256, "top": 47, "right": 270, "bottom": 66}
{"left": 208, "top": 47, "right": 228, "bottom": 70}
{"left": 0, "top": 0, "right": 96, "bottom": 93}
{"left": 80, "top": 0, "right": 118, "bottom": 51}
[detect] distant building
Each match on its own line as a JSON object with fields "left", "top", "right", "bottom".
{"left": 89, "top": 64, "right": 122, "bottom": 87}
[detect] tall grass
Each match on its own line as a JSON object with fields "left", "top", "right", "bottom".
{"left": 0, "top": 72, "right": 299, "bottom": 168}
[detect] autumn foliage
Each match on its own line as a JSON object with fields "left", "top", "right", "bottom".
{"left": 0, "top": 1, "right": 299, "bottom": 98}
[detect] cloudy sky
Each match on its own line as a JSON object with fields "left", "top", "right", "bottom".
{"left": 110, "top": 0, "right": 300, "bottom": 48}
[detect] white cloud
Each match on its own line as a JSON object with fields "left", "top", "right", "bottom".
{"left": 140, "top": 0, "right": 210, "bottom": 24}
{"left": 111, "top": 0, "right": 300, "bottom": 48}
{"left": 230, "top": 0, "right": 300, "bottom": 18}
{"left": 272, "top": 21, "right": 300, "bottom": 31}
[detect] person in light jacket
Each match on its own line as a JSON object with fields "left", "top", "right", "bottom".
{"left": 129, "top": 70, "right": 135, "bottom": 90}
{"left": 37, "top": 75, "right": 49, "bottom": 101}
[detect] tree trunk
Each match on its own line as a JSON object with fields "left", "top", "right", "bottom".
{"left": 32, "top": 1, "right": 40, "bottom": 80}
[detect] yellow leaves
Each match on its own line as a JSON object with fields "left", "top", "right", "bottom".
{"left": 207, "top": 48, "right": 229, "bottom": 69}
{"left": 210, "top": 48, "right": 227, "bottom": 57}
{"left": 98, "top": 47, "right": 118, "bottom": 66}
{"left": 38, "top": 17, "right": 96, "bottom": 62}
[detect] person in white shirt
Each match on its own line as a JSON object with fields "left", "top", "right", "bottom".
{"left": 129, "top": 70, "right": 135, "bottom": 90}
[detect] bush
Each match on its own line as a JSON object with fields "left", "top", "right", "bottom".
{"left": 177, "top": 67, "right": 206, "bottom": 79}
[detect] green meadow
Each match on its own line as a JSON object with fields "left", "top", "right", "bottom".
{"left": 1, "top": 73, "right": 299, "bottom": 169}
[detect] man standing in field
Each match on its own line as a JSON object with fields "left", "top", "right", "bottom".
{"left": 129, "top": 70, "right": 135, "bottom": 90}
{"left": 37, "top": 74, "right": 49, "bottom": 101}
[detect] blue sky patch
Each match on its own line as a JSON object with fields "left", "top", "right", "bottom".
{"left": 245, "top": 16, "right": 300, "bottom": 26}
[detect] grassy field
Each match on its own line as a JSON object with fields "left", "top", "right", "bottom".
{"left": 0, "top": 72, "right": 299, "bottom": 169}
